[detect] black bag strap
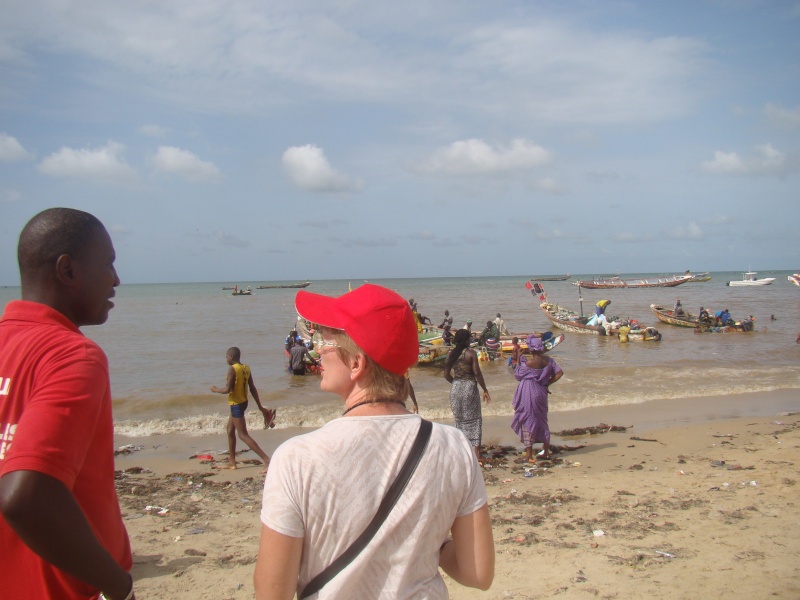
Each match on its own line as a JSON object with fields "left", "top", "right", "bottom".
{"left": 299, "top": 418, "right": 433, "bottom": 599}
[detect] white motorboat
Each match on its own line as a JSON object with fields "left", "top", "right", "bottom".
{"left": 789, "top": 273, "right": 800, "bottom": 287}
{"left": 726, "top": 271, "right": 775, "bottom": 286}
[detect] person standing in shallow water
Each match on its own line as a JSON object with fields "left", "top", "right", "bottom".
{"left": 444, "top": 328, "right": 491, "bottom": 460}
{"left": 211, "top": 347, "right": 275, "bottom": 471}
{"left": 511, "top": 335, "right": 563, "bottom": 462}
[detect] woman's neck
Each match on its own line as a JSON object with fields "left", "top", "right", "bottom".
{"left": 342, "top": 392, "right": 410, "bottom": 417}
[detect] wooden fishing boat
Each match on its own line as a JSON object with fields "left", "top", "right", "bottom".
{"left": 528, "top": 281, "right": 661, "bottom": 340}
{"left": 650, "top": 304, "right": 708, "bottom": 328}
{"left": 540, "top": 302, "right": 606, "bottom": 335}
{"left": 540, "top": 302, "right": 662, "bottom": 340}
{"left": 651, "top": 304, "right": 757, "bottom": 333}
{"left": 694, "top": 322, "right": 756, "bottom": 334}
{"left": 257, "top": 281, "right": 312, "bottom": 289}
{"left": 488, "top": 333, "right": 566, "bottom": 354}
{"left": 789, "top": 273, "right": 800, "bottom": 287}
{"left": 530, "top": 273, "right": 571, "bottom": 282}
{"left": 572, "top": 275, "right": 692, "bottom": 289}
{"left": 685, "top": 271, "right": 712, "bottom": 282}
{"left": 726, "top": 271, "right": 775, "bottom": 286}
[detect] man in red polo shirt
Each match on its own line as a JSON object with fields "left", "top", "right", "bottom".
{"left": 0, "top": 208, "right": 134, "bottom": 599}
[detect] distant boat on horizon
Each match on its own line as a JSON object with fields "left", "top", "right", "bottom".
{"left": 530, "top": 273, "right": 570, "bottom": 281}
{"left": 257, "top": 281, "right": 312, "bottom": 289}
{"left": 572, "top": 275, "right": 692, "bottom": 289}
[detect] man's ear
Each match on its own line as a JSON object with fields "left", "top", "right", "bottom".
{"left": 54, "top": 254, "right": 76, "bottom": 286}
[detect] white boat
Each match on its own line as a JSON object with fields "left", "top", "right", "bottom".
{"left": 726, "top": 271, "right": 775, "bottom": 286}
{"left": 789, "top": 273, "right": 800, "bottom": 287}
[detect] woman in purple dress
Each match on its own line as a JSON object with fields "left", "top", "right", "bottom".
{"left": 511, "top": 334, "right": 563, "bottom": 462}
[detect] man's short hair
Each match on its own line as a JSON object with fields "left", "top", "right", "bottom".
{"left": 18, "top": 208, "right": 104, "bottom": 276}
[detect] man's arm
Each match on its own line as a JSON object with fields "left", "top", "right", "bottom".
{"left": 253, "top": 524, "right": 303, "bottom": 600}
{"left": 470, "top": 353, "right": 490, "bottom": 403}
{"left": 247, "top": 375, "right": 269, "bottom": 413}
{"left": 210, "top": 365, "right": 236, "bottom": 394}
{"left": 0, "top": 471, "right": 134, "bottom": 600}
{"left": 439, "top": 503, "right": 494, "bottom": 590}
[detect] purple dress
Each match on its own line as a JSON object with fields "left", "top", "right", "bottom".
{"left": 511, "top": 357, "right": 562, "bottom": 446}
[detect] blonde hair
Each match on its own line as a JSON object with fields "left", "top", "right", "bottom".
{"left": 321, "top": 327, "right": 408, "bottom": 403}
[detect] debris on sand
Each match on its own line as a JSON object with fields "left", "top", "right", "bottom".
{"left": 554, "top": 424, "right": 630, "bottom": 436}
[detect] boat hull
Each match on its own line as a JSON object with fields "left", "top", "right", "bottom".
{"left": 727, "top": 279, "right": 775, "bottom": 286}
{"left": 257, "top": 281, "right": 311, "bottom": 289}
{"left": 573, "top": 275, "right": 692, "bottom": 289}
{"left": 789, "top": 274, "right": 800, "bottom": 287}
{"left": 727, "top": 272, "right": 775, "bottom": 286}
{"left": 650, "top": 304, "right": 706, "bottom": 328}
{"left": 530, "top": 274, "right": 571, "bottom": 281}
{"left": 540, "top": 303, "right": 606, "bottom": 335}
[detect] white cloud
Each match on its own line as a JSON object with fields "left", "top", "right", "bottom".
{"left": 419, "top": 139, "right": 551, "bottom": 175}
{"left": 764, "top": 103, "right": 800, "bottom": 129}
{"left": 38, "top": 141, "right": 136, "bottom": 183}
{"left": 282, "top": 145, "right": 362, "bottom": 193}
{"left": 138, "top": 124, "right": 169, "bottom": 138}
{"left": 0, "top": 133, "right": 31, "bottom": 162}
{"left": 701, "top": 144, "right": 787, "bottom": 176}
{"left": 0, "top": 4, "right": 709, "bottom": 125}
{"left": 152, "top": 146, "right": 221, "bottom": 182}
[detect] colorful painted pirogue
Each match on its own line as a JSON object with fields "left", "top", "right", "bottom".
{"left": 539, "top": 301, "right": 662, "bottom": 340}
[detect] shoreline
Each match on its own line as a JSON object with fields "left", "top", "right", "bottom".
{"left": 115, "top": 388, "right": 800, "bottom": 480}
{"left": 115, "top": 390, "right": 800, "bottom": 598}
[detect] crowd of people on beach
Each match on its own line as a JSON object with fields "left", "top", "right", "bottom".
{"left": 3, "top": 208, "right": 796, "bottom": 599}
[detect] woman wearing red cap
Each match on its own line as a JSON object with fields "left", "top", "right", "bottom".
{"left": 254, "top": 284, "right": 494, "bottom": 598}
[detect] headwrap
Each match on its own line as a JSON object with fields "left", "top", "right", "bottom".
{"left": 526, "top": 334, "right": 544, "bottom": 352}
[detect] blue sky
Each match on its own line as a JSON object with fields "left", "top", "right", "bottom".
{"left": 1, "top": 0, "right": 798, "bottom": 285}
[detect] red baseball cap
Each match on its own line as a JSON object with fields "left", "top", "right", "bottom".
{"left": 295, "top": 284, "right": 418, "bottom": 375}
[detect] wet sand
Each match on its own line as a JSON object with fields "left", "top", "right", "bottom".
{"left": 115, "top": 389, "right": 800, "bottom": 598}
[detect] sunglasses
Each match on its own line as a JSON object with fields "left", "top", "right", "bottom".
{"left": 312, "top": 339, "right": 340, "bottom": 350}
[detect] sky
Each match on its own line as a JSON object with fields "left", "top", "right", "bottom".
{"left": 1, "top": 0, "right": 798, "bottom": 285}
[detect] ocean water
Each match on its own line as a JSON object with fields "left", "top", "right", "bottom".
{"left": 2, "top": 272, "right": 799, "bottom": 438}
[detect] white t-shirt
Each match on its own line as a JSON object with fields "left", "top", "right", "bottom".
{"left": 260, "top": 414, "right": 487, "bottom": 599}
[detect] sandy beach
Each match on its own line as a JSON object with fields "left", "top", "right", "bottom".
{"left": 115, "top": 390, "right": 800, "bottom": 599}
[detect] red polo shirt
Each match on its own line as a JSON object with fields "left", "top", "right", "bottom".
{"left": 0, "top": 300, "right": 132, "bottom": 599}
